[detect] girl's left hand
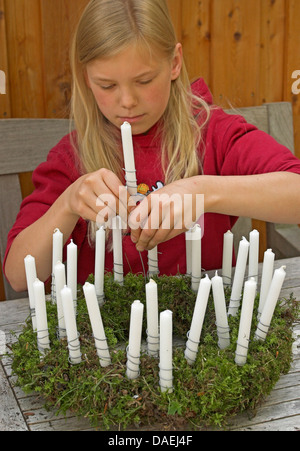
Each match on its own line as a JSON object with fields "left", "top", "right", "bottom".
{"left": 128, "top": 178, "right": 204, "bottom": 251}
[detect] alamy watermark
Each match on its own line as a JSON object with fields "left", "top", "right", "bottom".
{"left": 0, "top": 70, "right": 6, "bottom": 95}
{"left": 96, "top": 188, "right": 205, "bottom": 237}
{"left": 292, "top": 70, "right": 300, "bottom": 95}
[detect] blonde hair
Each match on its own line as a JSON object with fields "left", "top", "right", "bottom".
{"left": 70, "top": 0, "right": 211, "bottom": 240}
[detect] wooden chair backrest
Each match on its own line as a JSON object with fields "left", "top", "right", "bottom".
{"left": 0, "top": 102, "right": 296, "bottom": 299}
{"left": 0, "top": 119, "right": 70, "bottom": 300}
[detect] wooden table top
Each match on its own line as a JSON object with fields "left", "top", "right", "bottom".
{"left": 0, "top": 257, "right": 299, "bottom": 431}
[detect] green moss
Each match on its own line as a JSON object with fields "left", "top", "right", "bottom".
{"left": 9, "top": 273, "right": 299, "bottom": 430}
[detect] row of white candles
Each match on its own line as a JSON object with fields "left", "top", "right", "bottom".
{"left": 24, "top": 227, "right": 286, "bottom": 394}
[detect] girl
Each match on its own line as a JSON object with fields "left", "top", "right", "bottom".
{"left": 4, "top": 0, "right": 300, "bottom": 292}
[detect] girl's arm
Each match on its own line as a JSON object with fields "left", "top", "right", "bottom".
{"left": 129, "top": 171, "right": 300, "bottom": 252}
{"left": 5, "top": 168, "right": 128, "bottom": 292}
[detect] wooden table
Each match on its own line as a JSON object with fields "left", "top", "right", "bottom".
{"left": 0, "top": 257, "right": 299, "bottom": 432}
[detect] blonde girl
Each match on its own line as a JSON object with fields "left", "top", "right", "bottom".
{"left": 4, "top": 0, "right": 300, "bottom": 292}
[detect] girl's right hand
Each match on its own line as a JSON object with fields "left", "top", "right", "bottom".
{"left": 63, "top": 168, "right": 131, "bottom": 227}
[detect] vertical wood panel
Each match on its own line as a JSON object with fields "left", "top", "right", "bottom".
{"left": 181, "top": 0, "right": 211, "bottom": 84}
{"left": 259, "top": 0, "right": 286, "bottom": 104}
{"left": 0, "top": 0, "right": 11, "bottom": 118}
{"left": 284, "top": 0, "right": 300, "bottom": 160}
{"left": 40, "top": 0, "right": 89, "bottom": 118}
{"left": 210, "top": 0, "right": 261, "bottom": 108}
{"left": 167, "top": 0, "right": 182, "bottom": 41}
{"left": 5, "top": 0, "right": 45, "bottom": 117}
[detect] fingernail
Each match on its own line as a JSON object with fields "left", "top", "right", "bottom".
{"left": 131, "top": 236, "right": 137, "bottom": 243}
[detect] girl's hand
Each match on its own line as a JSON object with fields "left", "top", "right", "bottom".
{"left": 64, "top": 168, "right": 130, "bottom": 227}
{"left": 128, "top": 178, "right": 204, "bottom": 251}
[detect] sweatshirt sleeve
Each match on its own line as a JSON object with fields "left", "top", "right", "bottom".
{"left": 2, "top": 134, "right": 87, "bottom": 277}
{"left": 205, "top": 109, "right": 300, "bottom": 177}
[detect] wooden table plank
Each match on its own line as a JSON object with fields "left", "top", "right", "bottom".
{"left": 0, "top": 362, "right": 28, "bottom": 431}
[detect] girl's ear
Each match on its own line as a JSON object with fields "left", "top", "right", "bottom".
{"left": 171, "top": 43, "right": 183, "bottom": 81}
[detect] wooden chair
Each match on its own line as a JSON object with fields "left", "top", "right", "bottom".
{"left": 225, "top": 102, "right": 300, "bottom": 259}
{"left": 0, "top": 119, "right": 70, "bottom": 300}
{"left": 0, "top": 104, "right": 299, "bottom": 300}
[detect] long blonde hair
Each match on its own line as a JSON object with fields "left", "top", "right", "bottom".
{"left": 70, "top": 0, "right": 211, "bottom": 240}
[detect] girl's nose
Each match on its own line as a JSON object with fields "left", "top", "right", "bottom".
{"left": 120, "top": 87, "right": 138, "bottom": 110}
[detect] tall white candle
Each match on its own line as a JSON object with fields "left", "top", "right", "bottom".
{"left": 126, "top": 300, "right": 144, "bottom": 380}
{"left": 61, "top": 285, "right": 81, "bottom": 364}
{"left": 24, "top": 255, "right": 37, "bottom": 331}
{"left": 228, "top": 236, "right": 250, "bottom": 316}
{"left": 95, "top": 226, "right": 106, "bottom": 304}
{"left": 33, "top": 279, "right": 50, "bottom": 355}
{"left": 67, "top": 240, "right": 77, "bottom": 302}
{"left": 148, "top": 246, "right": 159, "bottom": 276}
{"left": 211, "top": 272, "right": 231, "bottom": 349}
{"left": 83, "top": 282, "right": 111, "bottom": 367}
{"left": 52, "top": 228, "right": 63, "bottom": 302}
{"left": 146, "top": 279, "right": 159, "bottom": 356}
{"left": 112, "top": 215, "right": 124, "bottom": 285}
{"left": 191, "top": 224, "right": 201, "bottom": 292}
{"left": 52, "top": 228, "right": 63, "bottom": 273}
{"left": 222, "top": 230, "right": 233, "bottom": 286}
{"left": 121, "top": 121, "right": 137, "bottom": 196}
{"left": 255, "top": 266, "right": 286, "bottom": 342}
{"left": 235, "top": 277, "right": 257, "bottom": 366}
{"left": 258, "top": 249, "right": 275, "bottom": 318}
{"left": 248, "top": 229, "right": 259, "bottom": 282}
{"left": 54, "top": 261, "right": 67, "bottom": 338}
{"left": 185, "top": 274, "right": 211, "bottom": 364}
{"left": 159, "top": 310, "right": 173, "bottom": 393}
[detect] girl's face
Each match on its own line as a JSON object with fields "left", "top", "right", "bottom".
{"left": 85, "top": 43, "right": 182, "bottom": 135}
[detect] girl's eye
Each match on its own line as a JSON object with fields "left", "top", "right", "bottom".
{"left": 100, "top": 84, "right": 115, "bottom": 90}
{"left": 139, "top": 79, "right": 152, "bottom": 85}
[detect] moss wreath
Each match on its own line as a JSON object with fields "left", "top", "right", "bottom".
{"left": 10, "top": 272, "right": 299, "bottom": 431}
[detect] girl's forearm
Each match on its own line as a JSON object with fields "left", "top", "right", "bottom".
{"left": 202, "top": 171, "right": 300, "bottom": 224}
{"left": 4, "top": 193, "right": 79, "bottom": 292}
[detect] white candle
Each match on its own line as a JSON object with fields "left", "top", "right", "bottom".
{"left": 67, "top": 240, "right": 77, "bottom": 302}
{"left": 258, "top": 249, "right": 275, "bottom": 318}
{"left": 212, "top": 272, "right": 230, "bottom": 349}
{"left": 83, "top": 282, "right": 111, "bottom": 367}
{"left": 52, "top": 228, "right": 63, "bottom": 302}
{"left": 191, "top": 224, "right": 201, "bottom": 292}
{"left": 185, "top": 274, "right": 211, "bottom": 364}
{"left": 61, "top": 285, "right": 81, "bottom": 364}
{"left": 126, "top": 300, "right": 144, "bottom": 380}
{"left": 248, "top": 229, "right": 259, "bottom": 282}
{"left": 222, "top": 230, "right": 233, "bottom": 286}
{"left": 24, "top": 255, "right": 37, "bottom": 331}
{"left": 95, "top": 226, "right": 106, "bottom": 304}
{"left": 146, "top": 279, "right": 159, "bottom": 356}
{"left": 54, "top": 261, "right": 67, "bottom": 338}
{"left": 112, "top": 215, "right": 124, "bottom": 285}
{"left": 148, "top": 246, "right": 159, "bottom": 276}
{"left": 159, "top": 310, "right": 173, "bottom": 393}
{"left": 121, "top": 121, "right": 137, "bottom": 196}
{"left": 228, "top": 236, "right": 250, "bottom": 316}
{"left": 235, "top": 277, "right": 257, "bottom": 366}
{"left": 255, "top": 266, "right": 286, "bottom": 342}
{"left": 52, "top": 228, "right": 63, "bottom": 273}
{"left": 33, "top": 279, "right": 50, "bottom": 355}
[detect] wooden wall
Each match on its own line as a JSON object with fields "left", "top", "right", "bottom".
{"left": 0, "top": 0, "right": 300, "bottom": 300}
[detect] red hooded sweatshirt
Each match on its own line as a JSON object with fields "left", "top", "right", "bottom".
{"left": 3, "top": 79, "right": 300, "bottom": 283}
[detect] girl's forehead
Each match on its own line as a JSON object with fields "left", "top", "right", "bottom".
{"left": 86, "top": 43, "right": 169, "bottom": 75}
